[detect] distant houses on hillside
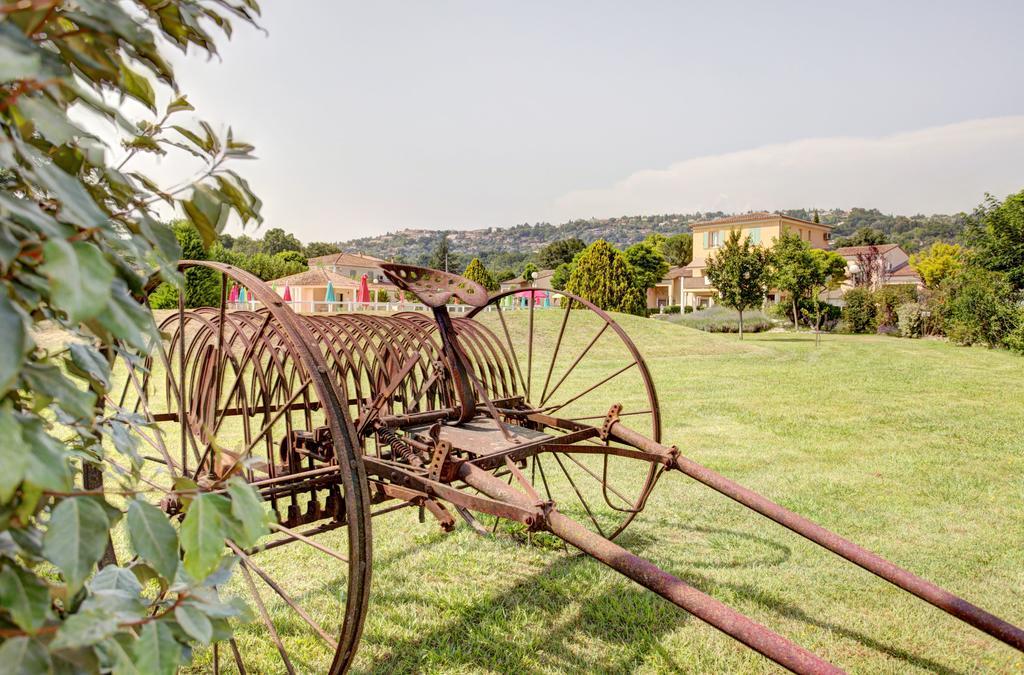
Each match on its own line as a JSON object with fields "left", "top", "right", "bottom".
{"left": 648, "top": 212, "right": 921, "bottom": 311}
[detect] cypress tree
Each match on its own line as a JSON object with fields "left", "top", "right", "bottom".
{"left": 463, "top": 257, "right": 498, "bottom": 291}
{"left": 565, "top": 240, "right": 646, "bottom": 315}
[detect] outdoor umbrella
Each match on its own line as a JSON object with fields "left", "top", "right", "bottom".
{"left": 325, "top": 280, "right": 336, "bottom": 305}
{"left": 542, "top": 291, "right": 551, "bottom": 308}
{"left": 238, "top": 287, "right": 247, "bottom": 305}
{"left": 228, "top": 284, "right": 239, "bottom": 303}
{"left": 358, "top": 274, "right": 371, "bottom": 303}
{"left": 282, "top": 285, "right": 292, "bottom": 302}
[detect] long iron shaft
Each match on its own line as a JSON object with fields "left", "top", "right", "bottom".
{"left": 457, "top": 462, "right": 844, "bottom": 675}
{"left": 606, "top": 421, "right": 1024, "bottom": 653}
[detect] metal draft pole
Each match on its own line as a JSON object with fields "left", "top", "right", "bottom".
{"left": 605, "top": 421, "right": 1024, "bottom": 653}
{"left": 457, "top": 462, "right": 844, "bottom": 675}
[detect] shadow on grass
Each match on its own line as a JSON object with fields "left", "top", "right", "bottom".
{"left": 345, "top": 518, "right": 961, "bottom": 674}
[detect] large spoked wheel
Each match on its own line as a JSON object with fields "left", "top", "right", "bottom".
{"left": 108, "top": 262, "right": 372, "bottom": 674}
{"left": 462, "top": 289, "right": 664, "bottom": 540}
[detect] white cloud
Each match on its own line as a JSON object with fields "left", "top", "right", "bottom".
{"left": 550, "top": 117, "right": 1024, "bottom": 219}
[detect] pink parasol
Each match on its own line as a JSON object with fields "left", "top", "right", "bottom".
{"left": 228, "top": 284, "right": 239, "bottom": 303}
{"left": 282, "top": 285, "right": 292, "bottom": 302}
{"left": 358, "top": 274, "right": 371, "bottom": 303}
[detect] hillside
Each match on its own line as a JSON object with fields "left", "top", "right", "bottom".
{"left": 338, "top": 207, "right": 970, "bottom": 271}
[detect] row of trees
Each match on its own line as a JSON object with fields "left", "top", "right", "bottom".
{"left": 704, "top": 231, "right": 847, "bottom": 338}
{"left": 149, "top": 223, "right": 309, "bottom": 309}
{"left": 844, "top": 190, "right": 1024, "bottom": 353}
{"left": 457, "top": 234, "right": 694, "bottom": 317}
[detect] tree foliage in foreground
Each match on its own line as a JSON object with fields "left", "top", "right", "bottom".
{"left": 0, "top": 2, "right": 270, "bottom": 671}
{"left": 966, "top": 188, "right": 1024, "bottom": 290}
{"left": 565, "top": 240, "right": 645, "bottom": 315}
{"left": 704, "top": 231, "right": 772, "bottom": 338}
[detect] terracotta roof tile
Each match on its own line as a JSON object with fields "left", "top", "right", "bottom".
{"left": 834, "top": 244, "right": 900, "bottom": 256}
{"left": 271, "top": 268, "right": 366, "bottom": 287}
{"left": 692, "top": 212, "right": 832, "bottom": 230}
{"left": 306, "top": 251, "right": 388, "bottom": 267}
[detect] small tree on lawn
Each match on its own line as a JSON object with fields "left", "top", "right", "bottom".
{"left": 770, "top": 231, "right": 816, "bottom": 327}
{"left": 704, "top": 230, "right": 771, "bottom": 338}
{"left": 463, "top": 258, "right": 498, "bottom": 291}
{"left": 804, "top": 249, "right": 848, "bottom": 344}
{"left": 566, "top": 240, "right": 645, "bottom": 315}
{"left": 522, "top": 261, "right": 539, "bottom": 282}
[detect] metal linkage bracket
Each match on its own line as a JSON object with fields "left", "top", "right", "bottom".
{"left": 599, "top": 403, "right": 622, "bottom": 442}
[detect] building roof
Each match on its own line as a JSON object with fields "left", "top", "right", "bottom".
{"left": 307, "top": 251, "right": 387, "bottom": 267}
{"left": 691, "top": 211, "right": 832, "bottom": 230}
{"left": 889, "top": 263, "right": 920, "bottom": 278}
{"left": 503, "top": 269, "right": 554, "bottom": 285}
{"left": 834, "top": 244, "right": 901, "bottom": 257}
{"left": 661, "top": 266, "right": 689, "bottom": 281}
{"left": 270, "top": 267, "right": 363, "bottom": 287}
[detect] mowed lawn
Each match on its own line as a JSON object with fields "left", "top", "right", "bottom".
{"left": 343, "top": 313, "right": 1023, "bottom": 674}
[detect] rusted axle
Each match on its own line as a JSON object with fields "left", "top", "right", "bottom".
{"left": 605, "top": 421, "right": 1024, "bottom": 654}
{"left": 457, "top": 462, "right": 844, "bottom": 675}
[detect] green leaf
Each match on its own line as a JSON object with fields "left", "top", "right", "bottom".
{"left": 41, "top": 239, "right": 115, "bottom": 323}
{"left": 50, "top": 609, "right": 119, "bottom": 650}
{"left": 101, "top": 636, "right": 141, "bottom": 675}
{"left": 0, "top": 566, "right": 52, "bottom": 634}
{"left": 95, "top": 280, "right": 155, "bottom": 350}
{"left": 42, "top": 496, "right": 111, "bottom": 595}
{"left": 0, "top": 293, "right": 28, "bottom": 395}
{"left": 179, "top": 493, "right": 228, "bottom": 581}
{"left": 133, "top": 622, "right": 180, "bottom": 675}
{"left": 118, "top": 62, "right": 156, "bottom": 112}
{"left": 18, "top": 96, "right": 87, "bottom": 146}
{"left": 226, "top": 477, "right": 270, "bottom": 548}
{"left": 67, "top": 342, "right": 111, "bottom": 391}
{"left": 21, "top": 363, "right": 96, "bottom": 421}
{"left": 89, "top": 565, "right": 143, "bottom": 595}
{"left": 126, "top": 500, "right": 179, "bottom": 582}
{"left": 0, "top": 636, "right": 52, "bottom": 675}
{"left": 174, "top": 603, "right": 213, "bottom": 645}
{"left": 20, "top": 418, "right": 73, "bottom": 493}
{"left": 0, "top": 405, "right": 27, "bottom": 503}
{"left": 166, "top": 95, "right": 194, "bottom": 114}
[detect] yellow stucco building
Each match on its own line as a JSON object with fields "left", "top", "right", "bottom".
{"left": 651, "top": 212, "right": 833, "bottom": 309}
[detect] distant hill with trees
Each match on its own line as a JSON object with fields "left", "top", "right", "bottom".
{"left": 336, "top": 208, "right": 970, "bottom": 275}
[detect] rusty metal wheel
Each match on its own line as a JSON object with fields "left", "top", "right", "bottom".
{"left": 108, "top": 262, "right": 372, "bottom": 674}
{"left": 463, "top": 289, "right": 664, "bottom": 540}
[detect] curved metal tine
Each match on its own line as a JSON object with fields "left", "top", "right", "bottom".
{"left": 494, "top": 304, "right": 527, "bottom": 394}
{"left": 212, "top": 313, "right": 273, "bottom": 437}
{"left": 526, "top": 291, "right": 535, "bottom": 400}
{"left": 118, "top": 345, "right": 180, "bottom": 477}
{"left": 545, "top": 361, "right": 637, "bottom": 416}
{"left": 228, "top": 541, "right": 340, "bottom": 651}
{"left": 229, "top": 638, "right": 247, "bottom": 674}
{"left": 540, "top": 323, "right": 608, "bottom": 406}
{"left": 559, "top": 450, "right": 636, "bottom": 509}
{"left": 219, "top": 380, "right": 311, "bottom": 478}
{"left": 551, "top": 452, "right": 606, "bottom": 538}
{"left": 539, "top": 301, "right": 572, "bottom": 405}
{"left": 150, "top": 323, "right": 205, "bottom": 468}
{"left": 236, "top": 552, "right": 297, "bottom": 675}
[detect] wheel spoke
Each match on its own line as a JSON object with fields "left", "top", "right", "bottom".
{"left": 560, "top": 450, "right": 635, "bottom": 509}
{"left": 541, "top": 323, "right": 608, "bottom": 406}
{"left": 551, "top": 452, "right": 606, "bottom": 538}
{"left": 539, "top": 301, "right": 572, "bottom": 405}
{"left": 237, "top": 551, "right": 297, "bottom": 675}
{"left": 228, "top": 541, "right": 339, "bottom": 651}
{"left": 546, "top": 362, "right": 637, "bottom": 415}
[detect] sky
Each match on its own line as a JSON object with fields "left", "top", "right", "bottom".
{"left": 137, "top": 1, "right": 1024, "bottom": 242}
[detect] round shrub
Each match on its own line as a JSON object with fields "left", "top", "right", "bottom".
{"left": 897, "top": 302, "right": 923, "bottom": 338}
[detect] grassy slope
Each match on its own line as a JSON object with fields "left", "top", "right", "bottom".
{"left": 340, "top": 315, "right": 1023, "bottom": 674}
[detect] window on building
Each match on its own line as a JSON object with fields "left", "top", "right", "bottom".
{"left": 749, "top": 227, "right": 761, "bottom": 244}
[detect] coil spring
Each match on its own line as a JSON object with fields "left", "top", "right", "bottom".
{"left": 376, "top": 425, "right": 422, "bottom": 467}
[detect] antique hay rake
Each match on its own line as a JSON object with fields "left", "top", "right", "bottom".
{"left": 110, "top": 260, "right": 1024, "bottom": 673}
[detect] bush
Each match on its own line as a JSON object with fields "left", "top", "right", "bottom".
{"left": 897, "top": 302, "right": 924, "bottom": 338}
{"left": 669, "top": 305, "right": 773, "bottom": 333}
{"left": 663, "top": 304, "right": 681, "bottom": 314}
{"left": 842, "top": 288, "right": 878, "bottom": 333}
{"left": 875, "top": 285, "right": 918, "bottom": 329}
{"left": 940, "top": 268, "right": 1022, "bottom": 348}
{"left": 683, "top": 305, "right": 694, "bottom": 314}
{"left": 797, "top": 298, "right": 841, "bottom": 330}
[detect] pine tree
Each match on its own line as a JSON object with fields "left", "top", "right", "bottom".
{"left": 565, "top": 240, "right": 646, "bottom": 316}
{"left": 705, "top": 230, "right": 771, "bottom": 338}
{"left": 463, "top": 257, "right": 498, "bottom": 291}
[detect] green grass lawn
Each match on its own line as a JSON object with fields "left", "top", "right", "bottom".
{"left": 153, "top": 309, "right": 1023, "bottom": 673}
